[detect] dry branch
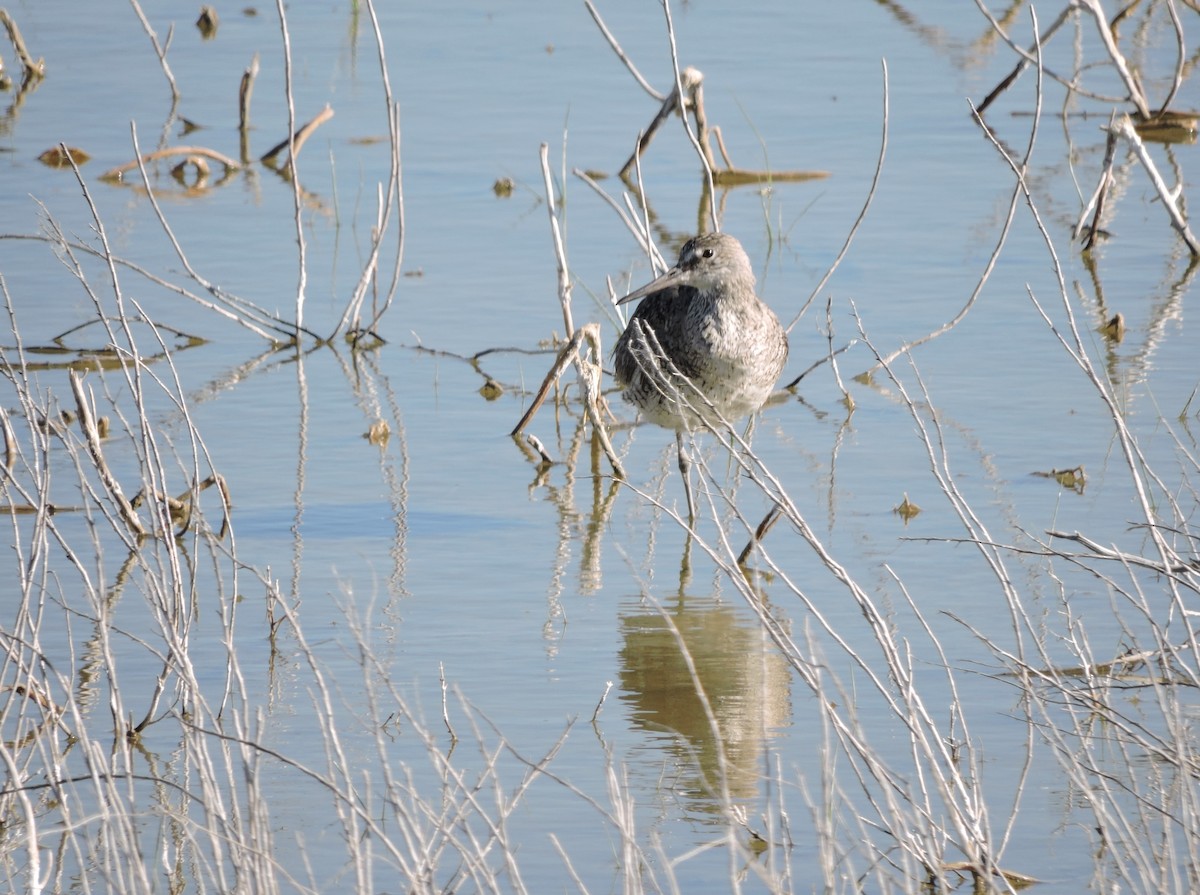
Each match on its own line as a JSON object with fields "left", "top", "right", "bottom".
{"left": 975, "top": 4, "right": 1071, "bottom": 115}
{"left": 101, "top": 146, "right": 241, "bottom": 182}
{"left": 260, "top": 103, "right": 335, "bottom": 167}
{"left": 1079, "top": 0, "right": 1150, "bottom": 118}
{"left": 1113, "top": 114, "right": 1200, "bottom": 255}
{"left": 68, "top": 370, "right": 146, "bottom": 538}
{"left": 616, "top": 65, "right": 825, "bottom": 187}
{"left": 583, "top": 0, "right": 664, "bottom": 101}
{"left": 0, "top": 9, "right": 45, "bottom": 82}
{"left": 128, "top": 0, "right": 179, "bottom": 104}
{"left": 239, "top": 52, "right": 260, "bottom": 162}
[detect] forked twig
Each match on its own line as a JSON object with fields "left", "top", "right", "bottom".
{"left": 127, "top": 0, "right": 179, "bottom": 104}
{"left": 1112, "top": 113, "right": 1200, "bottom": 255}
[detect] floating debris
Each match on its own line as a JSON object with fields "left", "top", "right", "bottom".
{"left": 893, "top": 493, "right": 921, "bottom": 521}
{"left": 1033, "top": 465, "right": 1086, "bottom": 494}
{"left": 1133, "top": 109, "right": 1198, "bottom": 145}
{"left": 38, "top": 146, "right": 90, "bottom": 168}
{"left": 196, "top": 5, "right": 219, "bottom": 39}
{"left": 365, "top": 419, "right": 390, "bottom": 447}
{"left": 1101, "top": 312, "right": 1125, "bottom": 342}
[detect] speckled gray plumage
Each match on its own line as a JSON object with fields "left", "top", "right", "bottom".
{"left": 613, "top": 233, "right": 788, "bottom": 430}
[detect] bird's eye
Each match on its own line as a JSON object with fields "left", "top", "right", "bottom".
{"left": 702, "top": 248, "right": 714, "bottom": 259}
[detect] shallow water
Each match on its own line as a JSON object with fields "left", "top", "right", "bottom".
{"left": 1, "top": 1, "right": 1198, "bottom": 892}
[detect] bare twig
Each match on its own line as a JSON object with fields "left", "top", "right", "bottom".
{"left": 239, "top": 53, "right": 260, "bottom": 162}
{"left": 1079, "top": 0, "right": 1150, "bottom": 118}
{"left": 69, "top": 371, "right": 146, "bottom": 538}
{"left": 540, "top": 142, "right": 574, "bottom": 339}
{"left": 788, "top": 59, "right": 889, "bottom": 337}
{"left": 271, "top": 0, "right": 309, "bottom": 336}
{"left": 583, "top": 0, "right": 665, "bottom": 101}
{"left": 342, "top": 0, "right": 406, "bottom": 339}
{"left": 260, "top": 103, "right": 335, "bottom": 169}
{"left": 1075, "top": 117, "right": 1119, "bottom": 250}
{"left": 127, "top": 0, "right": 179, "bottom": 104}
{"left": 975, "top": 5, "right": 1072, "bottom": 115}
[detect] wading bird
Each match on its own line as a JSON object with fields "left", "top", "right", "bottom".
{"left": 613, "top": 232, "right": 788, "bottom": 520}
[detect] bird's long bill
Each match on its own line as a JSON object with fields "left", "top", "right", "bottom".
{"left": 617, "top": 265, "right": 685, "bottom": 305}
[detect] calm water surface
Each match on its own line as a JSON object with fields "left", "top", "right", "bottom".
{"left": 1, "top": 1, "right": 1197, "bottom": 892}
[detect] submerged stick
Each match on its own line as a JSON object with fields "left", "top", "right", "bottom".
{"left": 511, "top": 330, "right": 581, "bottom": 438}
{"left": 618, "top": 76, "right": 687, "bottom": 180}
{"left": 239, "top": 53, "right": 260, "bottom": 162}
{"left": 1076, "top": 121, "right": 1119, "bottom": 250}
{"left": 975, "top": 5, "right": 1071, "bottom": 115}
{"left": 737, "top": 503, "right": 783, "bottom": 566}
{"left": 100, "top": 146, "right": 241, "bottom": 181}
{"left": 69, "top": 371, "right": 146, "bottom": 538}
{"left": 260, "top": 103, "right": 335, "bottom": 167}
{"left": 510, "top": 323, "right": 623, "bottom": 479}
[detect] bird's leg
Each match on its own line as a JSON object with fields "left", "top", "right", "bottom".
{"left": 675, "top": 430, "right": 697, "bottom": 525}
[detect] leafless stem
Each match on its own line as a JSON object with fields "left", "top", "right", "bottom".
{"left": 1079, "top": 0, "right": 1150, "bottom": 118}
{"left": 127, "top": 0, "right": 180, "bottom": 104}
{"left": 260, "top": 103, "right": 335, "bottom": 169}
{"left": 788, "top": 58, "right": 889, "bottom": 337}
{"left": 1112, "top": 113, "right": 1200, "bottom": 255}
{"left": 583, "top": 0, "right": 665, "bottom": 101}
{"left": 271, "top": 0, "right": 308, "bottom": 336}
{"left": 540, "top": 142, "right": 574, "bottom": 339}
{"left": 69, "top": 371, "right": 146, "bottom": 538}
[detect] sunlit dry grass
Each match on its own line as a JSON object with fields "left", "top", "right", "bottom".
{"left": 0, "top": 1, "right": 1198, "bottom": 894}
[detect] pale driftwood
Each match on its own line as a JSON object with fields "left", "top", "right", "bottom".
{"left": 0, "top": 9, "right": 45, "bottom": 81}
{"left": 101, "top": 146, "right": 241, "bottom": 181}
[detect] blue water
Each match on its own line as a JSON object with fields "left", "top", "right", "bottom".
{"left": 1, "top": 2, "right": 1197, "bottom": 892}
